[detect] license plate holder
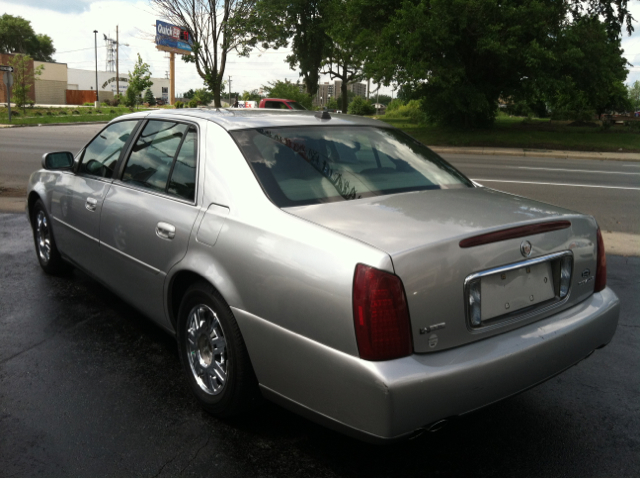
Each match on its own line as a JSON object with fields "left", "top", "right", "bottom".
{"left": 481, "top": 261, "right": 555, "bottom": 321}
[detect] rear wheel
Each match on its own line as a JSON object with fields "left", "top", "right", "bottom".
{"left": 32, "top": 199, "right": 72, "bottom": 275}
{"left": 177, "top": 281, "right": 259, "bottom": 416}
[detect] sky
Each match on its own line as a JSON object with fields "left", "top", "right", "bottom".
{"left": 1, "top": 0, "right": 639, "bottom": 98}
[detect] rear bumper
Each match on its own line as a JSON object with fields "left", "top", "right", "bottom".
{"left": 234, "top": 287, "right": 619, "bottom": 442}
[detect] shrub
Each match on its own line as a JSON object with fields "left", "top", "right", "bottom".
{"left": 347, "top": 96, "right": 375, "bottom": 116}
{"left": 385, "top": 99, "right": 425, "bottom": 123}
{"left": 96, "top": 109, "right": 102, "bottom": 114}
{"left": 35, "top": 111, "right": 42, "bottom": 116}
{"left": 59, "top": 110, "right": 67, "bottom": 115}
{"left": 11, "top": 110, "right": 19, "bottom": 117}
{"left": 110, "top": 109, "right": 115, "bottom": 113}
{"left": 86, "top": 110, "right": 92, "bottom": 114}
{"left": 101, "top": 101, "right": 110, "bottom": 107}
{"left": 386, "top": 99, "right": 404, "bottom": 112}
{"left": 46, "top": 111, "right": 53, "bottom": 116}
{"left": 83, "top": 102, "right": 93, "bottom": 106}
{"left": 188, "top": 99, "right": 198, "bottom": 108}
{"left": 174, "top": 101, "right": 184, "bottom": 109}
{"left": 626, "top": 121, "right": 640, "bottom": 131}
{"left": 72, "top": 110, "right": 80, "bottom": 115}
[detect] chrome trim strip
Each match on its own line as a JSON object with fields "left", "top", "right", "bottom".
{"left": 52, "top": 216, "right": 99, "bottom": 243}
{"left": 463, "top": 250, "right": 574, "bottom": 333}
{"left": 100, "top": 241, "right": 163, "bottom": 275}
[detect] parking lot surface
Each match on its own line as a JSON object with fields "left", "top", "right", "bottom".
{"left": 1, "top": 213, "right": 639, "bottom": 476}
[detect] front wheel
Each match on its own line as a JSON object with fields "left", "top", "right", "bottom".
{"left": 177, "top": 281, "right": 259, "bottom": 417}
{"left": 32, "top": 199, "right": 72, "bottom": 275}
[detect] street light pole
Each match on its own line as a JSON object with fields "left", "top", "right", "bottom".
{"left": 93, "top": 30, "right": 99, "bottom": 107}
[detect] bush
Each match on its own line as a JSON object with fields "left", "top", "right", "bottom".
{"left": 386, "top": 99, "right": 404, "bottom": 112}
{"left": 384, "top": 99, "right": 425, "bottom": 123}
{"left": 96, "top": 109, "right": 102, "bottom": 114}
{"left": 59, "top": 110, "right": 67, "bottom": 115}
{"left": 174, "top": 101, "right": 184, "bottom": 109}
{"left": 86, "top": 110, "right": 92, "bottom": 114}
{"left": 11, "top": 110, "right": 19, "bottom": 117}
{"left": 35, "top": 111, "right": 42, "bottom": 116}
{"left": 46, "top": 111, "right": 53, "bottom": 116}
{"left": 110, "top": 109, "right": 115, "bottom": 113}
{"left": 625, "top": 121, "right": 640, "bottom": 131}
{"left": 348, "top": 96, "right": 375, "bottom": 116}
{"left": 188, "top": 99, "right": 198, "bottom": 108}
{"left": 72, "top": 110, "right": 80, "bottom": 115}
{"left": 101, "top": 101, "right": 110, "bottom": 107}
{"left": 83, "top": 102, "right": 93, "bottom": 106}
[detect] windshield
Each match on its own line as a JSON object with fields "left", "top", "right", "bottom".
{"left": 287, "top": 101, "right": 306, "bottom": 110}
{"left": 232, "top": 126, "right": 473, "bottom": 207}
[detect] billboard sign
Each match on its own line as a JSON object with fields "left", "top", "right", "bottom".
{"left": 155, "top": 20, "right": 192, "bottom": 54}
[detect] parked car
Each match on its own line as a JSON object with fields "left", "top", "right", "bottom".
{"left": 259, "top": 98, "right": 307, "bottom": 110}
{"left": 27, "top": 109, "right": 619, "bottom": 442}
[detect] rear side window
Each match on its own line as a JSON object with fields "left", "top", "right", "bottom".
{"left": 232, "top": 126, "right": 472, "bottom": 207}
{"left": 121, "top": 120, "right": 197, "bottom": 201}
{"left": 264, "top": 101, "right": 289, "bottom": 109}
{"left": 80, "top": 120, "right": 138, "bottom": 178}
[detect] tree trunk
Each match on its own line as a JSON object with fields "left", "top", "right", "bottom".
{"left": 341, "top": 68, "right": 349, "bottom": 113}
{"left": 213, "top": 80, "right": 222, "bottom": 108}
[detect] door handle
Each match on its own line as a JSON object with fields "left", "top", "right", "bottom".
{"left": 85, "top": 197, "right": 98, "bottom": 212}
{"left": 156, "top": 222, "right": 176, "bottom": 240}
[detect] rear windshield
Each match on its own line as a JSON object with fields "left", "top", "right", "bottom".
{"left": 232, "top": 126, "right": 472, "bottom": 207}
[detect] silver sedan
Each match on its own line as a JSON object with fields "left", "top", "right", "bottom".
{"left": 26, "top": 109, "right": 619, "bottom": 442}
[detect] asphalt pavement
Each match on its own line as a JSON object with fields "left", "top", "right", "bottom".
{"left": 0, "top": 213, "right": 638, "bottom": 476}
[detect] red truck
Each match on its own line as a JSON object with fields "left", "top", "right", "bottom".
{"left": 258, "top": 98, "right": 307, "bottom": 110}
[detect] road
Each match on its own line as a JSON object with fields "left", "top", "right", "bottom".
{"left": 0, "top": 213, "right": 638, "bottom": 476}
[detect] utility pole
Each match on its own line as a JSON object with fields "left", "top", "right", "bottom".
{"left": 228, "top": 75, "right": 232, "bottom": 107}
{"left": 116, "top": 25, "right": 119, "bottom": 99}
{"left": 94, "top": 30, "right": 99, "bottom": 107}
{"left": 170, "top": 52, "right": 175, "bottom": 105}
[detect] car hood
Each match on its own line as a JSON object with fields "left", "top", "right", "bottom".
{"left": 284, "top": 187, "right": 577, "bottom": 256}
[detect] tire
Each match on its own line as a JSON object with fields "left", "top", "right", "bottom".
{"left": 31, "top": 199, "right": 72, "bottom": 275}
{"left": 177, "top": 281, "right": 259, "bottom": 417}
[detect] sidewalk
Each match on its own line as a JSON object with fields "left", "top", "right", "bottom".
{"left": 431, "top": 146, "right": 640, "bottom": 161}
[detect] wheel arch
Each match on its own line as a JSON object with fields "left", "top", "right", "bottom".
{"left": 27, "top": 191, "right": 43, "bottom": 225}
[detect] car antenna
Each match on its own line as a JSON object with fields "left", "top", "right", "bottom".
{"left": 315, "top": 110, "right": 331, "bottom": 120}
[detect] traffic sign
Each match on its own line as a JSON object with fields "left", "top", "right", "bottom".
{"left": 0, "top": 65, "right": 14, "bottom": 72}
{"left": 3, "top": 72, "right": 13, "bottom": 87}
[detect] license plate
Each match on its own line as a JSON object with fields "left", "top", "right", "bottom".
{"left": 481, "top": 261, "right": 555, "bottom": 321}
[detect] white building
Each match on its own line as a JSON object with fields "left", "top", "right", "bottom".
{"left": 67, "top": 68, "right": 170, "bottom": 101}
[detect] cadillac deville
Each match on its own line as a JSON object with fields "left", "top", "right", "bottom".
{"left": 27, "top": 109, "right": 619, "bottom": 442}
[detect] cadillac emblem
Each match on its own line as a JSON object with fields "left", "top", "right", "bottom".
{"left": 520, "top": 240, "right": 532, "bottom": 257}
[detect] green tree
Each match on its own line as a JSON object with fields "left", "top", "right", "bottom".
{"left": 357, "top": 0, "right": 635, "bottom": 128}
{"left": 7, "top": 53, "right": 43, "bottom": 113}
{"left": 628, "top": 81, "right": 640, "bottom": 112}
{"left": 127, "top": 54, "right": 153, "bottom": 110}
{"left": 193, "top": 87, "right": 214, "bottom": 105}
{"left": 0, "top": 14, "right": 55, "bottom": 61}
{"left": 152, "top": 0, "right": 258, "bottom": 107}
{"left": 262, "top": 79, "right": 313, "bottom": 109}
{"left": 241, "top": 89, "right": 262, "bottom": 102}
{"left": 144, "top": 88, "right": 156, "bottom": 105}
{"left": 347, "top": 96, "right": 375, "bottom": 115}
{"left": 183, "top": 88, "right": 196, "bottom": 99}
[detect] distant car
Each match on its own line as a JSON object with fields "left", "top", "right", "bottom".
{"left": 27, "top": 109, "right": 618, "bottom": 442}
{"left": 259, "top": 98, "right": 307, "bottom": 110}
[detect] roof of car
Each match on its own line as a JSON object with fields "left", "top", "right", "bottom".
{"left": 140, "top": 108, "right": 388, "bottom": 131}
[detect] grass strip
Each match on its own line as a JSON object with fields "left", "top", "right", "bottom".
{"left": 382, "top": 117, "right": 640, "bottom": 153}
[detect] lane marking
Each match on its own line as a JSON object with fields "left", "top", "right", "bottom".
{"left": 472, "top": 179, "right": 640, "bottom": 191}
{"left": 513, "top": 166, "right": 640, "bottom": 175}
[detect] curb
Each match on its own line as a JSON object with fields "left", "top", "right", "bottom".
{"left": 431, "top": 146, "right": 640, "bottom": 161}
{"left": 0, "top": 121, "right": 110, "bottom": 128}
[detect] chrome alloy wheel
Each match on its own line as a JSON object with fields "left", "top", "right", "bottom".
{"left": 35, "top": 210, "right": 52, "bottom": 264}
{"left": 186, "top": 304, "right": 228, "bottom": 395}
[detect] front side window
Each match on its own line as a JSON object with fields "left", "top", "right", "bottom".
{"left": 121, "top": 120, "right": 197, "bottom": 201}
{"left": 79, "top": 120, "right": 138, "bottom": 178}
{"left": 232, "top": 126, "right": 472, "bottom": 207}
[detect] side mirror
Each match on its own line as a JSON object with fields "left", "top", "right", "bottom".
{"left": 42, "top": 151, "right": 74, "bottom": 170}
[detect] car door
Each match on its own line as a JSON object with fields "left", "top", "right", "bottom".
{"left": 51, "top": 120, "right": 140, "bottom": 273}
{"left": 98, "top": 119, "right": 201, "bottom": 324}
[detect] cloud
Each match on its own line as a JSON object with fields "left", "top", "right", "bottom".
{"left": 3, "top": 0, "right": 90, "bottom": 14}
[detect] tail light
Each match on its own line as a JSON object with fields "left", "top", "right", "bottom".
{"left": 594, "top": 227, "right": 607, "bottom": 292}
{"left": 352, "top": 264, "right": 412, "bottom": 361}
